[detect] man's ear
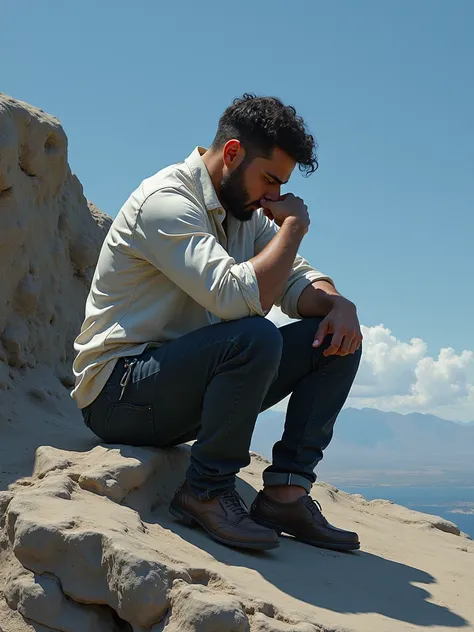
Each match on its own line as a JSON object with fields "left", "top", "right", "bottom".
{"left": 223, "top": 139, "right": 244, "bottom": 169}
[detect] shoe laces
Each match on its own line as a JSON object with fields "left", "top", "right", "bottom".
{"left": 302, "top": 495, "right": 328, "bottom": 525}
{"left": 219, "top": 489, "right": 249, "bottom": 519}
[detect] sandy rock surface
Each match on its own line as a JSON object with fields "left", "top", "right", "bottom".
{"left": 0, "top": 93, "right": 473, "bottom": 632}
{"left": 0, "top": 92, "right": 111, "bottom": 630}
{"left": 0, "top": 91, "right": 111, "bottom": 489}
{"left": 1, "top": 445, "right": 474, "bottom": 632}
{"left": 0, "top": 93, "right": 111, "bottom": 385}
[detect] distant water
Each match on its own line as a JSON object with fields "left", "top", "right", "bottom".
{"left": 339, "top": 485, "right": 474, "bottom": 539}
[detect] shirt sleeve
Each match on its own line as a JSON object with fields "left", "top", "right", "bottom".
{"left": 253, "top": 210, "right": 334, "bottom": 319}
{"left": 133, "top": 187, "right": 265, "bottom": 320}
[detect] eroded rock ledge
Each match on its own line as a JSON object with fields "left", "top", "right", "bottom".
{"left": 1, "top": 446, "right": 327, "bottom": 631}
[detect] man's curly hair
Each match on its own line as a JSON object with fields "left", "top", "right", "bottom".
{"left": 211, "top": 93, "right": 318, "bottom": 176}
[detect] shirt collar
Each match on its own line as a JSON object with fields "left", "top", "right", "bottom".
{"left": 185, "top": 146, "right": 223, "bottom": 214}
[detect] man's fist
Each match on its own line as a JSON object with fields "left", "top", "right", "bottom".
{"left": 261, "top": 193, "right": 310, "bottom": 233}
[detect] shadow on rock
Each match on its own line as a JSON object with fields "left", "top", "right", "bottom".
{"left": 154, "top": 475, "right": 469, "bottom": 630}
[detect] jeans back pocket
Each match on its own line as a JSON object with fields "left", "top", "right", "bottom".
{"left": 89, "top": 393, "right": 155, "bottom": 447}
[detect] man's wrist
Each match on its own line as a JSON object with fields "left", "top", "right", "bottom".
{"left": 282, "top": 215, "right": 308, "bottom": 235}
{"left": 297, "top": 280, "right": 355, "bottom": 318}
{"left": 318, "top": 290, "right": 342, "bottom": 314}
{"left": 330, "top": 294, "right": 356, "bottom": 310}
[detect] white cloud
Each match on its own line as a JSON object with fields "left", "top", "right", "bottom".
{"left": 351, "top": 324, "right": 474, "bottom": 422}
{"left": 266, "top": 308, "right": 474, "bottom": 423}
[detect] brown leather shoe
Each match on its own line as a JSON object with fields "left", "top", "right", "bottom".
{"left": 250, "top": 490, "right": 360, "bottom": 552}
{"left": 169, "top": 481, "right": 279, "bottom": 551}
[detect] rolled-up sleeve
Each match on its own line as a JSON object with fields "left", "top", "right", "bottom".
{"left": 253, "top": 211, "right": 334, "bottom": 319}
{"left": 134, "top": 187, "right": 265, "bottom": 320}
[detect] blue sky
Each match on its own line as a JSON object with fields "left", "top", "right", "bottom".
{"left": 2, "top": 1, "right": 473, "bottom": 416}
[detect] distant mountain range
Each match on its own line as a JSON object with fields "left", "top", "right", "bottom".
{"left": 251, "top": 407, "right": 474, "bottom": 486}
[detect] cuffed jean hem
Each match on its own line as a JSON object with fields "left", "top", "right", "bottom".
{"left": 186, "top": 463, "right": 237, "bottom": 501}
{"left": 262, "top": 471, "right": 312, "bottom": 494}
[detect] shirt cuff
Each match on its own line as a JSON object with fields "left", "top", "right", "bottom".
{"left": 230, "top": 261, "right": 266, "bottom": 317}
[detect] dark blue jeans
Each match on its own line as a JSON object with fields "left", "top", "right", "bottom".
{"left": 82, "top": 317, "right": 361, "bottom": 500}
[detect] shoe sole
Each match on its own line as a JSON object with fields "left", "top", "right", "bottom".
{"left": 169, "top": 504, "right": 280, "bottom": 551}
{"left": 251, "top": 515, "right": 360, "bottom": 552}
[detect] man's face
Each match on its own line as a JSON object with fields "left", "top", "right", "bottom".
{"left": 218, "top": 145, "right": 296, "bottom": 222}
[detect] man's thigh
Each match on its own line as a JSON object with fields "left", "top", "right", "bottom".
{"left": 104, "top": 317, "right": 266, "bottom": 445}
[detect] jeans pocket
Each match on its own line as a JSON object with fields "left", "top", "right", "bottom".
{"left": 88, "top": 393, "right": 155, "bottom": 447}
{"left": 104, "top": 401, "right": 155, "bottom": 446}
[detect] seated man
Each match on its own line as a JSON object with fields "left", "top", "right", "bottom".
{"left": 72, "top": 93, "right": 362, "bottom": 552}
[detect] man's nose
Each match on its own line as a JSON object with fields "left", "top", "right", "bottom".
{"left": 264, "top": 189, "right": 281, "bottom": 202}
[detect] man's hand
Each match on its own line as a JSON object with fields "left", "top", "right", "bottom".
{"left": 261, "top": 193, "right": 310, "bottom": 233}
{"left": 312, "top": 296, "right": 362, "bottom": 357}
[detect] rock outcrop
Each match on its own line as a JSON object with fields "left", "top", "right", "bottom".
{"left": 0, "top": 93, "right": 111, "bottom": 388}
{"left": 1, "top": 445, "right": 474, "bottom": 632}
{"left": 0, "top": 94, "right": 473, "bottom": 632}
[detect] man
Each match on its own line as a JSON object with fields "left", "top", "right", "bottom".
{"left": 72, "top": 94, "right": 362, "bottom": 553}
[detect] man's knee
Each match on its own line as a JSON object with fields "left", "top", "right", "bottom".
{"left": 351, "top": 340, "right": 363, "bottom": 366}
{"left": 311, "top": 327, "right": 362, "bottom": 377}
{"left": 329, "top": 340, "right": 362, "bottom": 377}
{"left": 236, "top": 316, "right": 283, "bottom": 365}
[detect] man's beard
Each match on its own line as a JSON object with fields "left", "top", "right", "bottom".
{"left": 218, "top": 163, "right": 260, "bottom": 222}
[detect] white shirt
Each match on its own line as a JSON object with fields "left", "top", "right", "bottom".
{"left": 71, "top": 147, "right": 333, "bottom": 408}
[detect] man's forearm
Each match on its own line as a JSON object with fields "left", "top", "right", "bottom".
{"left": 297, "top": 279, "right": 348, "bottom": 317}
{"left": 250, "top": 218, "right": 307, "bottom": 313}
